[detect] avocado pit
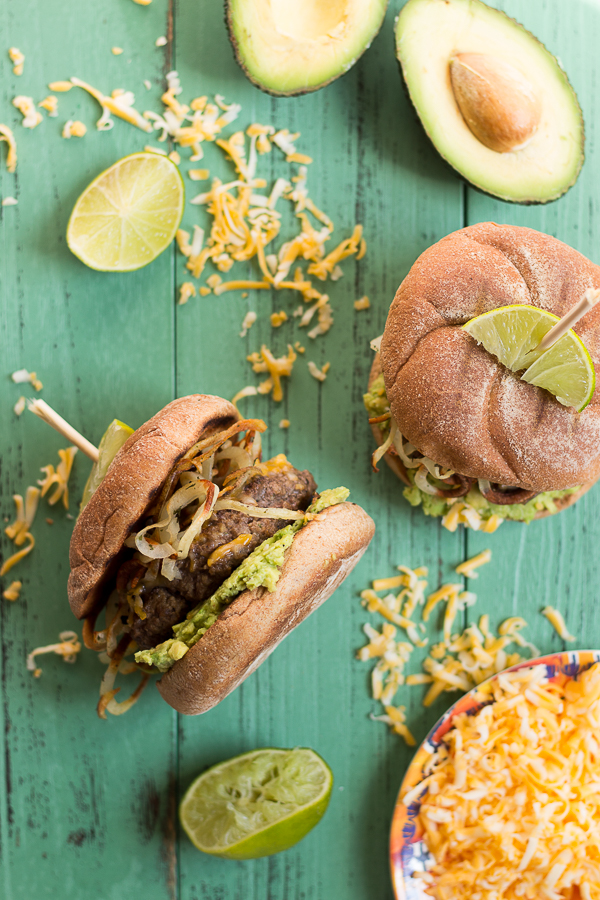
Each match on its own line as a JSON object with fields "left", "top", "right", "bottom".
{"left": 450, "top": 53, "right": 542, "bottom": 153}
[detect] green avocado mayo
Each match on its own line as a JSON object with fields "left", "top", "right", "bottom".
{"left": 363, "top": 373, "right": 579, "bottom": 524}
{"left": 135, "top": 487, "right": 350, "bottom": 672}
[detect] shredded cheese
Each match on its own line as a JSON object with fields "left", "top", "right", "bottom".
{"left": 11, "top": 368, "right": 42, "bottom": 390}
{"left": 38, "top": 96, "right": 58, "bottom": 117}
{"left": 69, "top": 77, "right": 152, "bottom": 132}
{"left": 354, "top": 295, "right": 370, "bottom": 310}
{"left": 240, "top": 310, "right": 257, "bottom": 337}
{"left": 307, "top": 360, "right": 329, "bottom": 382}
{"left": 13, "top": 396, "right": 26, "bottom": 415}
{"left": 3, "top": 580, "right": 22, "bottom": 601}
{"left": 0, "top": 124, "right": 17, "bottom": 173}
{"left": 112, "top": 47, "right": 124, "bottom": 55}
{"left": 279, "top": 419, "right": 290, "bottom": 429}
{"left": 270, "top": 311, "right": 288, "bottom": 328}
{"left": 155, "top": 36, "right": 167, "bottom": 47}
{"left": 8, "top": 47, "right": 24, "bottom": 75}
{"left": 178, "top": 282, "right": 196, "bottom": 305}
{"left": 247, "top": 345, "right": 296, "bottom": 402}
{"left": 2, "top": 197, "right": 17, "bottom": 207}
{"left": 37, "top": 447, "right": 78, "bottom": 509}
{"left": 189, "top": 168, "right": 209, "bottom": 180}
{"left": 542, "top": 605, "right": 576, "bottom": 642}
{"left": 13, "top": 96, "right": 42, "bottom": 129}
{"left": 26, "top": 630, "right": 81, "bottom": 678}
{"left": 48, "top": 81, "right": 72, "bottom": 92}
{"left": 410, "top": 664, "right": 600, "bottom": 900}
{"left": 62, "top": 120, "right": 87, "bottom": 138}
{"left": 455, "top": 549, "right": 492, "bottom": 579}
{"left": 9, "top": 47, "right": 24, "bottom": 76}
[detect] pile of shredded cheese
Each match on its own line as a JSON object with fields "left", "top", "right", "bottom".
{"left": 408, "top": 663, "right": 600, "bottom": 900}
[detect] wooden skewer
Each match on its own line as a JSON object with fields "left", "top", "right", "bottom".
{"left": 28, "top": 399, "right": 99, "bottom": 462}
{"left": 535, "top": 287, "right": 600, "bottom": 352}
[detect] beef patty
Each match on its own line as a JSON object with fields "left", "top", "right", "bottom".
{"left": 131, "top": 460, "right": 316, "bottom": 649}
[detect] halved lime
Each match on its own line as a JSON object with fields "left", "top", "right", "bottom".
{"left": 67, "top": 153, "right": 184, "bottom": 271}
{"left": 463, "top": 304, "right": 595, "bottom": 411}
{"left": 80, "top": 419, "right": 134, "bottom": 510}
{"left": 179, "top": 747, "right": 333, "bottom": 859}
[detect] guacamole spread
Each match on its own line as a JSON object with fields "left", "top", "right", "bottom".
{"left": 363, "top": 373, "right": 579, "bottom": 524}
{"left": 135, "top": 487, "right": 349, "bottom": 672}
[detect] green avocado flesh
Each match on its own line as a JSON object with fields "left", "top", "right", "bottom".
{"left": 226, "top": 0, "right": 388, "bottom": 96}
{"left": 363, "top": 374, "right": 579, "bottom": 523}
{"left": 395, "top": 0, "right": 584, "bottom": 203}
{"left": 135, "top": 487, "right": 350, "bottom": 672}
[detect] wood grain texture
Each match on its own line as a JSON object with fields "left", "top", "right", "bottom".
{"left": 0, "top": 0, "right": 598, "bottom": 899}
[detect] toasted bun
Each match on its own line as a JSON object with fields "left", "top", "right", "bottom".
{"left": 157, "top": 501, "right": 375, "bottom": 715}
{"left": 68, "top": 395, "right": 238, "bottom": 619}
{"left": 381, "top": 223, "right": 600, "bottom": 493}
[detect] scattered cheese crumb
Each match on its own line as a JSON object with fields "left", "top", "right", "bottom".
{"left": 132, "top": 0, "right": 152, "bottom": 5}
{"left": 188, "top": 168, "right": 209, "bottom": 180}
{"left": 38, "top": 96, "right": 58, "bottom": 117}
{"left": 144, "top": 144, "right": 167, "bottom": 155}
{"left": 199, "top": 286, "right": 211, "bottom": 296}
{"left": 354, "top": 295, "right": 370, "bottom": 311}
{"left": 8, "top": 47, "right": 24, "bottom": 76}
{"left": 455, "top": 549, "right": 491, "bottom": 579}
{"left": 62, "top": 120, "right": 87, "bottom": 138}
{"left": 12, "top": 96, "right": 42, "bottom": 129}
{"left": 270, "top": 311, "right": 288, "bottom": 328}
{"left": 231, "top": 385, "right": 258, "bottom": 410}
{"left": 48, "top": 81, "right": 73, "bottom": 92}
{"left": 279, "top": 419, "right": 290, "bottom": 429}
{"left": 240, "top": 310, "right": 257, "bottom": 337}
{"left": 3, "top": 580, "right": 22, "bottom": 601}
{"left": 168, "top": 150, "right": 180, "bottom": 164}
{"left": 69, "top": 77, "right": 152, "bottom": 133}
{"left": 112, "top": 47, "right": 124, "bottom": 55}
{"left": 13, "top": 396, "right": 26, "bottom": 415}
{"left": 178, "top": 282, "right": 196, "bottom": 305}
{"left": 27, "top": 630, "right": 81, "bottom": 677}
{"left": 11, "top": 369, "right": 42, "bottom": 391}
{"left": 143, "top": 79, "right": 152, "bottom": 90}
{"left": 2, "top": 197, "right": 17, "bottom": 206}
{"left": 155, "top": 36, "right": 167, "bottom": 47}
{"left": 294, "top": 342, "right": 305, "bottom": 354}
{"left": 308, "top": 361, "right": 328, "bottom": 382}
{"left": 542, "top": 605, "right": 576, "bottom": 642}
{"left": 0, "top": 124, "right": 17, "bottom": 173}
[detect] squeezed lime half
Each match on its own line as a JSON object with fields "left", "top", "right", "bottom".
{"left": 179, "top": 747, "right": 333, "bottom": 859}
{"left": 463, "top": 304, "right": 595, "bottom": 411}
{"left": 67, "top": 152, "right": 184, "bottom": 271}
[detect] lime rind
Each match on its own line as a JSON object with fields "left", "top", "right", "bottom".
{"left": 80, "top": 419, "right": 134, "bottom": 510}
{"left": 462, "top": 304, "right": 595, "bottom": 412}
{"left": 179, "top": 747, "right": 333, "bottom": 859}
{"left": 67, "top": 152, "right": 185, "bottom": 272}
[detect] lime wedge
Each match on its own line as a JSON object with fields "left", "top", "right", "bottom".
{"left": 67, "top": 153, "right": 184, "bottom": 271}
{"left": 81, "top": 419, "right": 134, "bottom": 510}
{"left": 463, "top": 304, "right": 595, "bottom": 411}
{"left": 179, "top": 747, "right": 333, "bottom": 859}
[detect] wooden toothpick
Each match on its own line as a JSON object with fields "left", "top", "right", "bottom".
{"left": 28, "top": 399, "right": 99, "bottom": 462}
{"left": 536, "top": 287, "right": 600, "bottom": 352}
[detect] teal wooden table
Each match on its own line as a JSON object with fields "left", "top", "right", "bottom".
{"left": 1, "top": 1, "right": 600, "bottom": 898}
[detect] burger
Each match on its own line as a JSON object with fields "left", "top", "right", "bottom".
{"left": 70, "top": 394, "right": 375, "bottom": 716}
{"left": 364, "top": 223, "right": 600, "bottom": 531}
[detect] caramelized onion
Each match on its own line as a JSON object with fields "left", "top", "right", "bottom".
{"left": 478, "top": 480, "right": 538, "bottom": 506}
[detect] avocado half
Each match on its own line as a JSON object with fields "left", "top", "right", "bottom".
{"left": 226, "top": 0, "right": 388, "bottom": 97}
{"left": 396, "top": 0, "right": 584, "bottom": 203}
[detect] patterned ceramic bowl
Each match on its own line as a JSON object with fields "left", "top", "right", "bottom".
{"left": 389, "top": 649, "right": 600, "bottom": 900}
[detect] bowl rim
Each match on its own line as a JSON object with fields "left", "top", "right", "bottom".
{"left": 388, "top": 648, "right": 600, "bottom": 900}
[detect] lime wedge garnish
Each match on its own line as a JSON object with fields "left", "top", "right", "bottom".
{"left": 80, "top": 419, "right": 134, "bottom": 510}
{"left": 463, "top": 304, "right": 595, "bottom": 411}
{"left": 67, "top": 152, "right": 184, "bottom": 271}
{"left": 179, "top": 748, "right": 333, "bottom": 859}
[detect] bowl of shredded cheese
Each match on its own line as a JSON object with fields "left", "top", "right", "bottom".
{"left": 390, "top": 650, "right": 600, "bottom": 900}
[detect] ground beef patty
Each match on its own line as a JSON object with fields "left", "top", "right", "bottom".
{"left": 131, "top": 460, "right": 316, "bottom": 649}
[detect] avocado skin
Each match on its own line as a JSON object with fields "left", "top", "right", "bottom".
{"left": 394, "top": 0, "right": 585, "bottom": 205}
{"left": 224, "top": 0, "right": 389, "bottom": 98}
